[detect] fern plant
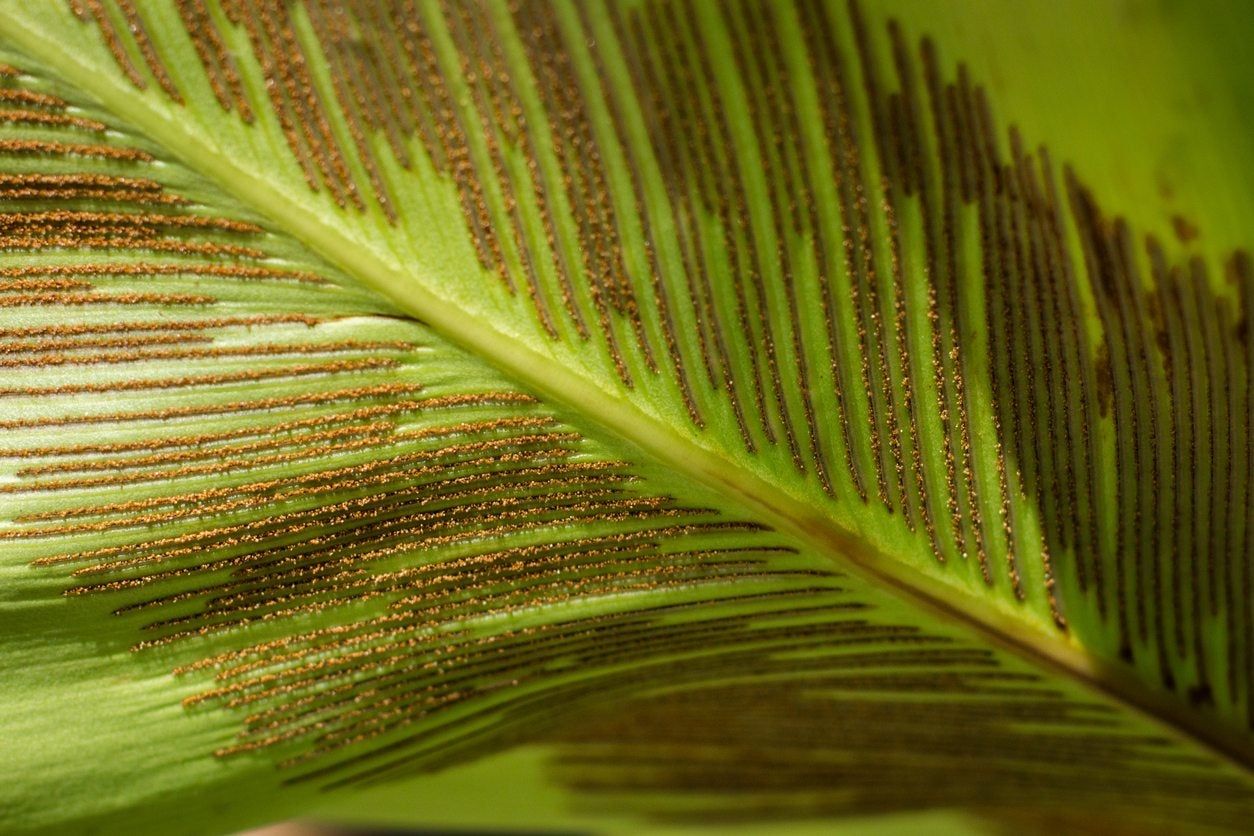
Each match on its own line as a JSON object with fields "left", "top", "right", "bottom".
{"left": 0, "top": 1, "right": 1250, "bottom": 833}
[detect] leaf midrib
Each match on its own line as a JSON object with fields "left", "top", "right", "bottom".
{"left": 3, "top": 6, "right": 1251, "bottom": 779}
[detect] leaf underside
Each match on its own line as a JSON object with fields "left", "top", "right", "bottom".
{"left": 0, "top": 1, "right": 1250, "bottom": 834}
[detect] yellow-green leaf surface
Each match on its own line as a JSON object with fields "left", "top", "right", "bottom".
{"left": 0, "top": 1, "right": 1250, "bottom": 833}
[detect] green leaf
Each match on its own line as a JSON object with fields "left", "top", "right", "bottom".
{"left": 0, "top": 1, "right": 1250, "bottom": 833}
